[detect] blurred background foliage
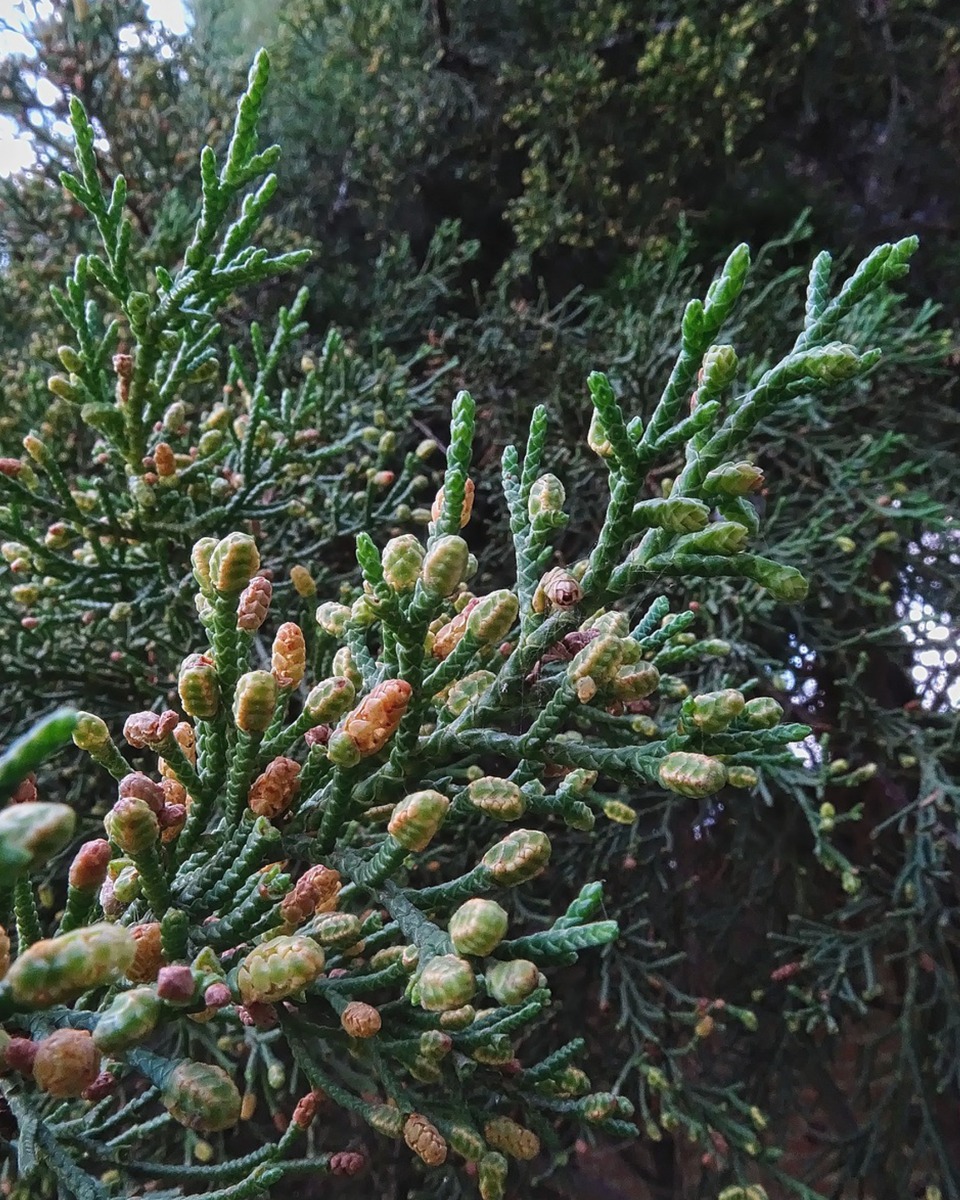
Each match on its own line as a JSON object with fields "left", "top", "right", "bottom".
{"left": 1, "top": 1, "right": 959, "bottom": 1198}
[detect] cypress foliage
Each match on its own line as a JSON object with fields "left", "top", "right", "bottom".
{"left": 0, "top": 4, "right": 957, "bottom": 1198}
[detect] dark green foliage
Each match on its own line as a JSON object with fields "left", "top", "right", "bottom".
{"left": 191, "top": 0, "right": 960, "bottom": 315}
{"left": 1, "top": 80, "right": 918, "bottom": 1191}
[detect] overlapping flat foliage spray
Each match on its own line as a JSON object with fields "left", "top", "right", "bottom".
{"left": 0, "top": 154, "right": 921, "bottom": 1194}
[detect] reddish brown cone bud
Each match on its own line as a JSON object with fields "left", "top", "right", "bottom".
{"left": 82, "top": 1070, "right": 117, "bottom": 1102}
{"left": 123, "top": 710, "right": 178, "bottom": 750}
{"left": 33, "top": 1029, "right": 100, "bottom": 1097}
{"left": 248, "top": 757, "right": 301, "bottom": 819}
{"left": 340, "top": 1001, "right": 382, "bottom": 1038}
{"left": 237, "top": 575, "right": 273, "bottom": 632}
{"left": 292, "top": 1091, "right": 322, "bottom": 1129}
{"left": 330, "top": 1151, "right": 366, "bottom": 1176}
{"left": 336, "top": 680, "right": 412, "bottom": 760}
{"left": 404, "top": 1113, "right": 447, "bottom": 1165}
{"left": 204, "top": 982, "right": 232, "bottom": 1009}
{"left": 5, "top": 1038, "right": 37, "bottom": 1074}
{"left": 118, "top": 772, "right": 165, "bottom": 813}
{"left": 157, "top": 964, "right": 197, "bottom": 1003}
{"left": 272, "top": 623, "right": 306, "bottom": 689}
{"left": 68, "top": 839, "right": 111, "bottom": 891}
{"left": 128, "top": 922, "right": 164, "bottom": 983}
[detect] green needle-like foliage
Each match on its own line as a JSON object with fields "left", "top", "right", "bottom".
{"left": 0, "top": 158, "right": 920, "bottom": 1192}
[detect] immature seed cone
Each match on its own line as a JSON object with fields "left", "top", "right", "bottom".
{"left": 0, "top": 925, "right": 9, "bottom": 980}
{"left": 7, "top": 925, "right": 136, "bottom": 1007}
{"left": 157, "top": 964, "right": 198, "bottom": 1004}
{"left": 93, "top": 986, "right": 161, "bottom": 1053}
{"left": 699, "top": 343, "right": 739, "bottom": 393}
{"left": 315, "top": 601, "right": 351, "bottom": 637}
{"left": 580, "top": 1091, "right": 629, "bottom": 1122}
{"left": 485, "top": 959, "right": 541, "bottom": 1006}
{"left": 608, "top": 663, "right": 660, "bottom": 701}
{"left": 312, "top": 912, "right": 362, "bottom": 946}
{"left": 465, "top": 777, "right": 526, "bottom": 822}
{"left": 404, "top": 1113, "right": 448, "bottom": 1166}
{"left": 71, "top": 712, "right": 111, "bottom": 752}
{"left": 484, "top": 1116, "right": 540, "bottom": 1161}
{"left": 0, "top": 802, "right": 76, "bottom": 879}
{"left": 467, "top": 590, "right": 519, "bottom": 645}
{"left": 528, "top": 473, "right": 566, "bottom": 518}
{"left": 289, "top": 564, "right": 316, "bottom": 597}
{"left": 704, "top": 459, "right": 764, "bottom": 495}
{"left": 568, "top": 634, "right": 625, "bottom": 686}
{"left": 443, "top": 670, "right": 496, "bottom": 715}
{"left": 448, "top": 1125, "right": 486, "bottom": 1161}
{"left": 340, "top": 1001, "right": 382, "bottom": 1038}
{"left": 112, "top": 865, "right": 140, "bottom": 906}
{"left": 418, "top": 955, "right": 476, "bottom": 1012}
{"left": 176, "top": 657, "right": 220, "bottom": 720}
{"left": 237, "top": 575, "right": 272, "bottom": 632}
{"left": 248, "top": 757, "right": 301, "bottom": 819}
{"left": 481, "top": 829, "right": 551, "bottom": 886}
{"left": 209, "top": 532, "right": 260, "bottom": 595}
{"left": 587, "top": 408, "right": 614, "bottom": 458}
{"left": 658, "top": 751, "right": 727, "bottom": 798}
{"left": 448, "top": 899, "right": 508, "bottom": 957}
{"left": 162, "top": 780, "right": 187, "bottom": 812}
{"left": 471, "top": 1038, "right": 515, "bottom": 1066}
{"left": 304, "top": 677, "right": 355, "bottom": 723}
{"left": 233, "top": 671, "right": 278, "bottom": 734}
{"left": 603, "top": 799, "right": 636, "bottom": 824}
{"left": 387, "top": 790, "right": 450, "bottom": 852}
{"left": 351, "top": 594, "right": 378, "bottom": 626}
{"left": 292, "top": 1090, "right": 322, "bottom": 1129}
{"left": 421, "top": 535, "right": 469, "bottom": 596}
{"left": 741, "top": 696, "right": 783, "bottom": 729}
{"left": 169, "top": 721, "right": 196, "bottom": 767}
{"left": 478, "top": 1151, "right": 509, "bottom": 1200}
{"left": 104, "top": 797, "right": 160, "bottom": 857}
{"left": 439, "top": 1004, "right": 476, "bottom": 1031}
{"left": 82, "top": 1070, "right": 116, "bottom": 1103}
{"left": 727, "top": 765, "right": 759, "bottom": 788}
{"left": 159, "top": 803, "right": 187, "bottom": 843}
{"left": 382, "top": 534, "right": 425, "bottom": 592}
{"left": 750, "top": 558, "right": 809, "bottom": 602}
{"left": 10, "top": 775, "right": 37, "bottom": 803}
{"left": 272, "top": 622, "right": 306, "bottom": 689}
{"left": 127, "top": 922, "right": 164, "bottom": 983}
{"left": 162, "top": 1061, "right": 242, "bottom": 1133}
{"left": 5, "top": 1036, "right": 36, "bottom": 1073}
{"left": 237, "top": 935, "right": 325, "bottom": 1004}
{"left": 419, "top": 1030, "right": 453, "bottom": 1059}
{"left": 548, "top": 1066, "right": 591, "bottom": 1097}
{"left": 33, "top": 1029, "right": 100, "bottom": 1098}
{"left": 686, "top": 688, "right": 745, "bottom": 734}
